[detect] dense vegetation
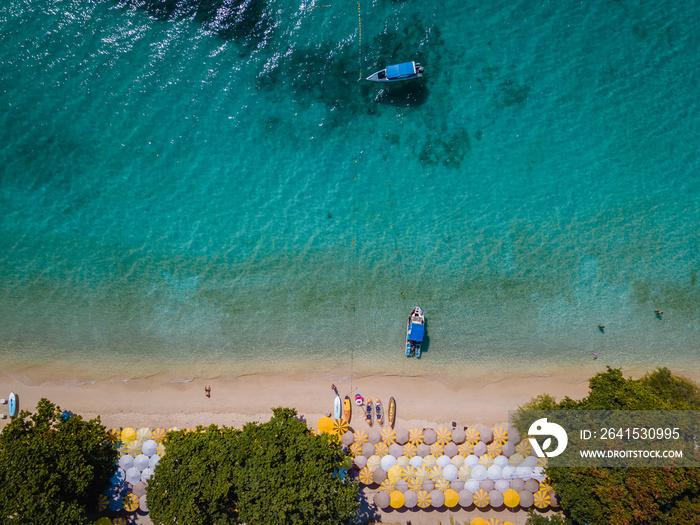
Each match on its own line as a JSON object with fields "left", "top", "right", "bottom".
{"left": 0, "top": 398, "right": 117, "bottom": 525}
{"left": 521, "top": 367, "right": 700, "bottom": 525}
{"left": 147, "top": 407, "right": 359, "bottom": 525}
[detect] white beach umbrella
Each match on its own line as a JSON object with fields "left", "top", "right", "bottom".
{"left": 436, "top": 455, "right": 451, "bottom": 468}
{"left": 134, "top": 454, "right": 150, "bottom": 472}
{"left": 464, "top": 479, "right": 480, "bottom": 493}
{"left": 493, "top": 455, "right": 509, "bottom": 467}
{"left": 487, "top": 465, "right": 502, "bottom": 481}
{"left": 532, "top": 466, "right": 546, "bottom": 482}
{"left": 380, "top": 455, "right": 398, "bottom": 472}
{"left": 118, "top": 455, "right": 135, "bottom": 470}
{"left": 125, "top": 467, "right": 141, "bottom": 485}
{"left": 140, "top": 467, "right": 154, "bottom": 482}
{"left": 470, "top": 465, "right": 487, "bottom": 481}
{"left": 522, "top": 455, "right": 538, "bottom": 468}
{"left": 408, "top": 456, "right": 423, "bottom": 468}
{"left": 465, "top": 454, "right": 479, "bottom": 467}
{"left": 149, "top": 454, "right": 161, "bottom": 469}
{"left": 450, "top": 455, "right": 466, "bottom": 468}
{"left": 142, "top": 439, "right": 158, "bottom": 458}
{"left": 501, "top": 465, "right": 517, "bottom": 480}
{"left": 515, "top": 465, "right": 533, "bottom": 480}
{"left": 442, "top": 464, "right": 458, "bottom": 482}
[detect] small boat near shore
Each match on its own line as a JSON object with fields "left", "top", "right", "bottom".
{"left": 333, "top": 395, "right": 341, "bottom": 419}
{"left": 406, "top": 306, "right": 425, "bottom": 358}
{"left": 365, "top": 399, "right": 373, "bottom": 426}
{"left": 366, "top": 61, "right": 424, "bottom": 83}
{"left": 375, "top": 399, "right": 383, "bottom": 426}
{"left": 388, "top": 397, "right": 396, "bottom": 428}
{"left": 343, "top": 395, "right": 352, "bottom": 423}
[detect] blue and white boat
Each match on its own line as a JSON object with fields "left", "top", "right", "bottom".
{"left": 366, "top": 61, "right": 424, "bottom": 83}
{"left": 405, "top": 306, "right": 425, "bottom": 358}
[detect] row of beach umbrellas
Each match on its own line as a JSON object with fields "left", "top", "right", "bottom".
{"left": 373, "top": 486, "right": 558, "bottom": 510}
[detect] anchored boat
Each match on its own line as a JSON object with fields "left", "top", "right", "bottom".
{"left": 366, "top": 61, "right": 424, "bottom": 83}
{"left": 405, "top": 306, "right": 425, "bottom": 358}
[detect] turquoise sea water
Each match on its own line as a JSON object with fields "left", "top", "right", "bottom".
{"left": 1, "top": 0, "right": 699, "bottom": 381}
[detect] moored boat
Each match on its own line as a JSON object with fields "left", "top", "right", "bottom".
{"left": 388, "top": 397, "right": 396, "bottom": 429}
{"left": 366, "top": 61, "right": 424, "bottom": 83}
{"left": 365, "top": 398, "right": 373, "bottom": 426}
{"left": 406, "top": 306, "right": 425, "bottom": 357}
{"left": 375, "top": 399, "right": 383, "bottom": 426}
{"left": 343, "top": 395, "right": 352, "bottom": 423}
{"left": 333, "top": 395, "right": 342, "bottom": 419}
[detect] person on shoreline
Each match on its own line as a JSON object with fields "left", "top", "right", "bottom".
{"left": 205, "top": 386, "right": 211, "bottom": 398}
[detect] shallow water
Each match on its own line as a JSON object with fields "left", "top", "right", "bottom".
{"left": 1, "top": 0, "right": 699, "bottom": 381}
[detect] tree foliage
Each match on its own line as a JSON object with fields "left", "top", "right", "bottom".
{"left": 0, "top": 398, "right": 117, "bottom": 525}
{"left": 147, "top": 407, "right": 359, "bottom": 525}
{"left": 521, "top": 367, "right": 700, "bottom": 525}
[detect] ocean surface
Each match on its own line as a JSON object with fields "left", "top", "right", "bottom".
{"left": 1, "top": 0, "right": 699, "bottom": 382}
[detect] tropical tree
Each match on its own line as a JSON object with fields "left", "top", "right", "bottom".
{"left": 147, "top": 407, "right": 359, "bottom": 525}
{"left": 0, "top": 398, "right": 117, "bottom": 525}
{"left": 521, "top": 367, "right": 700, "bottom": 525}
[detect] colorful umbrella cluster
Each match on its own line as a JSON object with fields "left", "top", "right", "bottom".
{"left": 353, "top": 426, "right": 556, "bottom": 511}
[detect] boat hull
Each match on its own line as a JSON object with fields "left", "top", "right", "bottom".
{"left": 375, "top": 399, "right": 383, "bottom": 426}
{"left": 365, "top": 399, "right": 373, "bottom": 426}
{"left": 333, "top": 395, "right": 342, "bottom": 419}
{"left": 343, "top": 395, "right": 352, "bottom": 423}
{"left": 387, "top": 397, "right": 396, "bottom": 429}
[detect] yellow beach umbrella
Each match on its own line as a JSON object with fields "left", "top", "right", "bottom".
{"left": 380, "top": 427, "right": 396, "bottom": 444}
{"left": 152, "top": 428, "right": 167, "bottom": 442}
{"left": 374, "top": 442, "right": 389, "bottom": 456}
{"left": 107, "top": 428, "right": 120, "bottom": 443}
{"left": 436, "top": 428, "right": 452, "bottom": 445}
{"left": 492, "top": 426, "right": 508, "bottom": 444}
{"left": 403, "top": 443, "right": 417, "bottom": 457}
{"left": 359, "top": 467, "right": 374, "bottom": 484}
{"left": 317, "top": 417, "right": 335, "bottom": 434}
{"left": 112, "top": 518, "right": 127, "bottom": 525}
{"left": 117, "top": 442, "right": 129, "bottom": 456}
{"left": 168, "top": 426, "right": 179, "bottom": 433}
{"left": 379, "top": 479, "right": 396, "bottom": 492}
{"left": 97, "top": 493, "right": 109, "bottom": 512}
{"left": 332, "top": 418, "right": 349, "bottom": 435}
{"left": 503, "top": 488, "right": 520, "bottom": 508}
{"left": 487, "top": 519, "right": 501, "bottom": 525}
{"left": 390, "top": 490, "right": 405, "bottom": 509}
{"left": 537, "top": 456, "right": 548, "bottom": 467}
{"left": 354, "top": 429, "right": 369, "bottom": 445}
{"left": 429, "top": 465, "right": 443, "bottom": 481}
{"left": 136, "top": 428, "right": 152, "bottom": 441}
{"left": 487, "top": 441, "right": 502, "bottom": 456}
{"left": 457, "top": 441, "right": 475, "bottom": 456}
{"left": 478, "top": 454, "right": 494, "bottom": 468}
{"left": 408, "top": 428, "right": 424, "bottom": 445}
{"left": 367, "top": 455, "right": 382, "bottom": 471}
{"left": 457, "top": 465, "right": 471, "bottom": 481}
{"left": 534, "top": 488, "right": 551, "bottom": 509}
{"left": 473, "top": 489, "right": 490, "bottom": 507}
{"left": 465, "top": 427, "right": 480, "bottom": 444}
{"left": 515, "top": 440, "right": 532, "bottom": 456}
{"left": 396, "top": 456, "right": 410, "bottom": 467}
{"left": 502, "top": 522, "right": 515, "bottom": 525}
{"left": 434, "top": 477, "right": 450, "bottom": 491}
{"left": 126, "top": 440, "right": 141, "bottom": 455}
{"left": 471, "top": 519, "right": 488, "bottom": 525}
{"left": 422, "top": 455, "right": 438, "bottom": 469}
{"left": 414, "top": 465, "right": 431, "bottom": 481}
{"left": 349, "top": 442, "right": 363, "bottom": 457}
{"left": 387, "top": 464, "right": 404, "bottom": 483}
{"left": 401, "top": 465, "right": 416, "bottom": 480}
{"left": 450, "top": 455, "right": 466, "bottom": 467}
{"left": 121, "top": 428, "right": 136, "bottom": 443}
{"left": 444, "top": 488, "right": 459, "bottom": 508}
{"left": 539, "top": 479, "right": 553, "bottom": 492}
{"left": 157, "top": 442, "right": 165, "bottom": 456}
{"left": 508, "top": 453, "right": 525, "bottom": 466}
{"left": 122, "top": 493, "right": 139, "bottom": 512}
{"left": 416, "top": 490, "right": 431, "bottom": 508}
{"left": 408, "top": 478, "right": 423, "bottom": 491}
{"left": 429, "top": 443, "right": 444, "bottom": 456}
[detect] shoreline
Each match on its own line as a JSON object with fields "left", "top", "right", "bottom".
{"left": 3, "top": 364, "right": 697, "bottom": 432}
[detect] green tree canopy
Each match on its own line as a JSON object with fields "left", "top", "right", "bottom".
{"left": 0, "top": 398, "right": 117, "bottom": 525}
{"left": 147, "top": 407, "right": 359, "bottom": 525}
{"left": 521, "top": 367, "right": 700, "bottom": 525}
